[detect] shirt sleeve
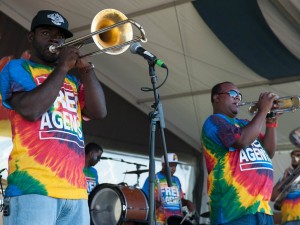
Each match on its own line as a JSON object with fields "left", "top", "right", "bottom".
{"left": 175, "top": 176, "right": 184, "bottom": 199}
{"left": 142, "top": 177, "right": 149, "bottom": 198}
{"left": 0, "top": 59, "right": 35, "bottom": 109}
{"left": 210, "top": 114, "right": 243, "bottom": 150}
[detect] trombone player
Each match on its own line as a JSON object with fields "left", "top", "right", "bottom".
{"left": 271, "top": 149, "right": 300, "bottom": 225}
{"left": 0, "top": 10, "right": 107, "bottom": 225}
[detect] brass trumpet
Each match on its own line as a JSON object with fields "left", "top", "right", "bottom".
{"left": 49, "top": 8, "right": 147, "bottom": 57}
{"left": 238, "top": 96, "right": 300, "bottom": 115}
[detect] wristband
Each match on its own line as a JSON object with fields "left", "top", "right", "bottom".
{"left": 266, "top": 122, "right": 278, "bottom": 128}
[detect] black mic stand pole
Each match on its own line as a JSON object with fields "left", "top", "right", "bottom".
{"left": 147, "top": 62, "right": 172, "bottom": 225}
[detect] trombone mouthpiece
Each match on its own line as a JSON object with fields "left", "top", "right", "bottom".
{"left": 49, "top": 45, "right": 57, "bottom": 53}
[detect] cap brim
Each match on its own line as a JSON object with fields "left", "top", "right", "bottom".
{"left": 32, "top": 24, "right": 73, "bottom": 38}
{"left": 61, "top": 29, "right": 73, "bottom": 38}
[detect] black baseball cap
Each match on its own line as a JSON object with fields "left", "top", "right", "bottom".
{"left": 31, "top": 10, "right": 73, "bottom": 38}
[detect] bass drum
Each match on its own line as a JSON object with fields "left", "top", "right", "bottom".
{"left": 88, "top": 183, "right": 149, "bottom": 225}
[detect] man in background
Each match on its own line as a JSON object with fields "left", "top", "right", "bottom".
{"left": 271, "top": 149, "right": 300, "bottom": 225}
{"left": 142, "top": 153, "right": 196, "bottom": 225}
{"left": 84, "top": 143, "right": 103, "bottom": 195}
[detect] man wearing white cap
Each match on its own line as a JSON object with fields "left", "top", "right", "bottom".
{"left": 142, "top": 153, "right": 195, "bottom": 224}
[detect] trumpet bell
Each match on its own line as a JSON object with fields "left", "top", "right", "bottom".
{"left": 91, "top": 9, "right": 133, "bottom": 55}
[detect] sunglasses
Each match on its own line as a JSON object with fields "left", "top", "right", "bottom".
{"left": 218, "top": 90, "right": 242, "bottom": 101}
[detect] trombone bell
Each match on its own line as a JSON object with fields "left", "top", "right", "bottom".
{"left": 91, "top": 9, "right": 133, "bottom": 55}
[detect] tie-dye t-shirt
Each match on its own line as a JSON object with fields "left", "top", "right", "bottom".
{"left": 83, "top": 167, "right": 98, "bottom": 194}
{"left": 0, "top": 59, "right": 87, "bottom": 199}
{"left": 278, "top": 173, "right": 300, "bottom": 224}
{"left": 201, "top": 114, "right": 273, "bottom": 224}
{"left": 142, "top": 171, "right": 184, "bottom": 224}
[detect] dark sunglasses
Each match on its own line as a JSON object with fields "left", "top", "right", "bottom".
{"left": 217, "top": 90, "right": 242, "bottom": 101}
{"left": 292, "top": 154, "right": 300, "bottom": 158}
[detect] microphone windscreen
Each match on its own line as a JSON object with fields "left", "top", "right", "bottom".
{"left": 130, "top": 42, "right": 141, "bottom": 54}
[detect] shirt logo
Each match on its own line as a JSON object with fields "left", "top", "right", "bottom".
{"left": 47, "top": 13, "right": 65, "bottom": 26}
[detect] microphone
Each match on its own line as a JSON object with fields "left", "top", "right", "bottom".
{"left": 0, "top": 168, "right": 6, "bottom": 173}
{"left": 100, "top": 157, "right": 112, "bottom": 160}
{"left": 130, "top": 42, "right": 167, "bottom": 69}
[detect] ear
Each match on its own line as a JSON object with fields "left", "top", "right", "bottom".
{"left": 90, "top": 152, "right": 97, "bottom": 160}
{"left": 27, "top": 32, "right": 34, "bottom": 42}
{"left": 213, "top": 94, "right": 219, "bottom": 103}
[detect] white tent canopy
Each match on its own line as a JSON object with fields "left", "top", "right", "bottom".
{"left": 2, "top": 0, "right": 300, "bottom": 152}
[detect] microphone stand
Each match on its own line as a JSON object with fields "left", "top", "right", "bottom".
{"left": 101, "top": 157, "right": 147, "bottom": 168}
{"left": 147, "top": 62, "right": 172, "bottom": 225}
{"left": 0, "top": 174, "right": 4, "bottom": 212}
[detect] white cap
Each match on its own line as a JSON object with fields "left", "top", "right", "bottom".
{"left": 161, "top": 153, "right": 178, "bottom": 163}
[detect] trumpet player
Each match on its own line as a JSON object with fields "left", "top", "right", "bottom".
{"left": 271, "top": 149, "right": 300, "bottom": 225}
{"left": 0, "top": 10, "right": 107, "bottom": 225}
{"left": 201, "top": 81, "right": 279, "bottom": 225}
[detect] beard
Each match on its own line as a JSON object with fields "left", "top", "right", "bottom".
{"left": 32, "top": 41, "right": 59, "bottom": 64}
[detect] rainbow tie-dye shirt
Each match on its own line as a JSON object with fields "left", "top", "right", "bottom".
{"left": 0, "top": 59, "right": 88, "bottom": 199}
{"left": 201, "top": 114, "right": 273, "bottom": 224}
{"left": 279, "top": 173, "right": 300, "bottom": 224}
{"left": 83, "top": 167, "right": 98, "bottom": 195}
{"left": 142, "top": 171, "right": 184, "bottom": 224}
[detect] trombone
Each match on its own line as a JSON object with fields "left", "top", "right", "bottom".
{"left": 49, "top": 8, "right": 147, "bottom": 57}
{"left": 238, "top": 95, "right": 300, "bottom": 115}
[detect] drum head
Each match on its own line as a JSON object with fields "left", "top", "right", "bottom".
{"left": 89, "top": 184, "right": 123, "bottom": 225}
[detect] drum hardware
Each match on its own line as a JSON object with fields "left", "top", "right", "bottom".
{"left": 0, "top": 169, "right": 7, "bottom": 212}
{"left": 123, "top": 169, "right": 149, "bottom": 175}
{"left": 238, "top": 95, "right": 300, "bottom": 115}
{"left": 124, "top": 169, "right": 149, "bottom": 187}
{"left": 49, "top": 8, "right": 147, "bottom": 57}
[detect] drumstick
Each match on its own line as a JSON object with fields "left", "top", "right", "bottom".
{"left": 180, "top": 213, "right": 189, "bottom": 225}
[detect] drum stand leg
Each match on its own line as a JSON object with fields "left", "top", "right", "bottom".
{"left": 146, "top": 63, "right": 172, "bottom": 225}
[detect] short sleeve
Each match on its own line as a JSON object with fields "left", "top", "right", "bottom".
{"left": 0, "top": 59, "right": 35, "bottom": 109}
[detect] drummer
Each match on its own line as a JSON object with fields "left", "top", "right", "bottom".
{"left": 83, "top": 143, "right": 103, "bottom": 194}
{"left": 142, "top": 153, "right": 196, "bottom": 224}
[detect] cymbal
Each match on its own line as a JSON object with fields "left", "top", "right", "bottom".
{"left": 200, "top": 211, "right": 210, "bottom": 218}
{"left": 123, "top": 169, "right": 149, "bottom": 175}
